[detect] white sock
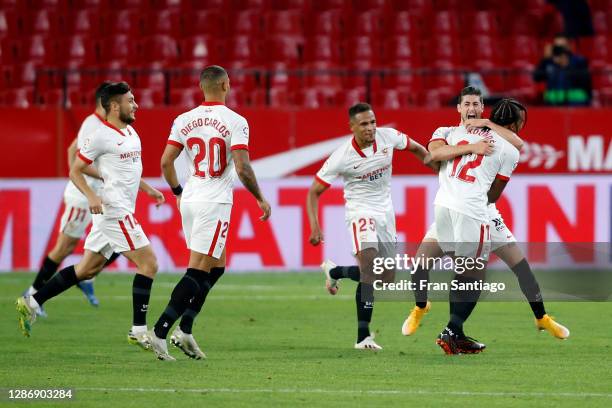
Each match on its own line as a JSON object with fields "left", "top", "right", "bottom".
{"left": 131, "top": 325, "right": 147, "bottom": 334}
{"left": 28, "top": 296, "right": 40, "bottom": 311}
{"left": 25, "top": 286, "right": 37, "bottom": 296}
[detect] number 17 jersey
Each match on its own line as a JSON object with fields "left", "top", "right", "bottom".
{"left": 167, "top": 102, "right": 250, "bottom": 204}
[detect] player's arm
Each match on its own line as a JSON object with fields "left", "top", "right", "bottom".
{"left": 306, "top": 179, "right": 329, "bottom": 246}
{"left": 487, "top": 178, "right": 509, "bottom": 203}
{"left": 139, "top": 179, "right": 165, "bottom": 207}
{"left": 68, "top": 138, "right": 103, "bottom": 180}
{"left": 464, "top": 118, "right": 524, "bottom": 150}
{"left": 428, "top": 140, "right": 493, "bottom": 162}
{"left": 70, "top": 157, "right": 103, "bottom": 214}
{"left": 232, "top": 149, "right": 271, "bottom": 221}
{"left": 160, "top": 143, "right": 183, "bottom": 208}
{"left": 407, "top": 139, "right": 439, "bottom": 172}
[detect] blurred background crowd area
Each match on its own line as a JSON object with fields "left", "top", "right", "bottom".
{"left": 1, "top": 0, "right": 611, "bottom": 109}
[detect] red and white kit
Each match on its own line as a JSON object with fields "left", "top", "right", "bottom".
{"left": 430, "top": 125, "right": 519, "bottom": 259}
{"left": 167, "top": 102, "right": 249, "bottom": 258}
{"left": 316, "top": 128, "right": 409, "bottom": 255}
{"left": 60, "top": 113, "right": 105, "bottom": 238}
{"left": 78, "top": 121, "right": 148, "bottom": 258}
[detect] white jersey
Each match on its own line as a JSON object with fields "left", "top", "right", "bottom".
{"left": 316, "top": 127, "right": 409, "bottom": 218}
{"left": 63, "top": 113, "right": 105, "bottom": 204}
{"left": 167, "top": 102, "right": 249, "bottom": 204}
{"left": 78, "top": 121, "right": 143, "bottom": 218}
{"left": 431, "top": 125, "right": 519, "bottom": 221}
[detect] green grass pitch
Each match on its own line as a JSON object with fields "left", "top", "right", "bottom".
{"left": 1, "top": 272, "right": 611, "bottom": 407}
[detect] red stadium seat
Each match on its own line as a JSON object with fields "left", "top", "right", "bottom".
{"left": 98, "top": 35, "right": 135, "bottom": 64}
{"left": 351, "top": 10, "right": 384, "bottom": 37}
{"left": 60, "top": 10, "right": 101, "bottom": 35}
{"left": 136, "top": 88, "right": 164, "bottom": 108}
{"left": 390, "top": 0, "right": 432, "bottom": 12}
{"left": 271, "top": 0, "right": 311, "bottom": 11}
{"left": 2, "top": 87, "right": 33, "bottom": 108}
{"left": 388, "top": 11, "right": 423, "bottom": 37}
{"left": 134, "top": 63, "right": 166, "bottom": 91}
{"left": 56, "top": 36, "right": 98, "bottom": 67}
{"left": 354, "top": 0, "right": 387, "bottom": 11}
{"left": 315, "top": 0, "right": 349, "bottom": 10}
{"left": 344, "top": 36, "right": 380, "bottom": 69}
{"left": 233, "top": 10, "right": 263, "bottom": 35}
{"left": 295, "top": 87, "right": 338, "bottom": 108}
{"left": 170, "top": 87, "right": 202, "bottom": 110}
{"left": 265, "top": 37, "right": 300, "bottom": 65}
{"left": 587, "top": 36, "right": 611, "bottom": 70}
{"left": 381, "top": 64, "right": 422, "bottom": 93}
{"left": 183, "top": 10, "right": 229, "bottom": 37}
{"left": 37, "top": 89, "right": 65, "bottom": 106}
{"left": 466, "top": 36, "right": 500, "bottom": 68}
{"left": 507, "top": 36, "right": 539, "bottom": 69}
{"left": 140, "top": 35, "right": 178, "bottom": 63}
{"left": 341, "top": 87, "right": 366, "bottom": 107}
{"left": 269, "top": 62, "right": 301, "bottom": 90}
{"left": 308, "top": 10, "right": 348, "bottom": 38}
{"left": 383, "top": 36, "right": 420, "bottom": 66}
{"left": 100, "top": 10, "right": 141, "bottom": 36}
{"left": 149, "top": 0, "right": 183, "bottom": 10}
{"left": 179, "top": 36, "right": 219, "bottom": 64}
{"left": 29, "top": 9, "right": 59, "bottom": 35}
{"left": 427, "top": 35, "right": 461, "bottom": 67}
{"left": 592, "top": 11, "right": 609, "bottom": 36}
{"left": 302, "top": 61, "right": 341, "bottom": 90}
{"left": 303, "top": 36, "right": 341, "bottom": 64}
{"left": 142, "top": 10, "right": 180, "bottom": 36}
{"left": 264, "top": 10, "right": 304, "bottom": 37}
{"left": 226, "top": 62, "right": 259, "bottom": 92}
{"left": 18, "top": 35, "right": 57, "bottom": 65}
{"left": 464, "top": 11, "right": 498, "bottom": 36}
{"left": 267, "top": 87, "right": 290, "bottom": 107}
{"left": 432, "top": 11, "right": 459, "bottom": 34}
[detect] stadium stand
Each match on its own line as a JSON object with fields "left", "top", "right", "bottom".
{"left": 0, "top": 0, "right": 610, "bottom": 108}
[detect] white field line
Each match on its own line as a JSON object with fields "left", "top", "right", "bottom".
{"left": 76, "top": 387, "right": 612, "bottom": 399}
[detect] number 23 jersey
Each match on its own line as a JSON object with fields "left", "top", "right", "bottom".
{"left": 431, "top": 126, "right": 519, "bottom": 221}
{"left": 167, "top": 102, "right": 249, "bottom": 204}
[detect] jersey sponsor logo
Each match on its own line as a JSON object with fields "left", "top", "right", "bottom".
{"left": 117, "top": 141, "right": 124, "bottom": 146}
{"left": 120, "top": 151, "right": 141, "bottom": 160}
{"left": 356, "top": 165, "right": 390, "bottom": 181}
{"left": 353, "top": 163, "right": 364, "bottom": 169}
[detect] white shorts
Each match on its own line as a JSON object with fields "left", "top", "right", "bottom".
{"left": 181, "top": 201, "right": 232, "bottom": 259}
{"left": 346, "top": 210, "right": 397, "bottom": 256}
{"left": 84, "top": 213, "right": 150, "bottom": 259}
{"left": 434, "top": 205, "right": 491, "bottom": 260}
{"left": 425, "top": 209, "right": 516, "bottom": 253}
{"left": 488, "top": 206, "right": 517, "bottom": 252}
{"left": 60, "top": 200, "right": 92, "bottom": 239}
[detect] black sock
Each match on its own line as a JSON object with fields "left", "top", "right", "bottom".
{"left": 32, "top": 265, "right": 78, "bottom": 306}
{"left": 154, "top": 268, "right": 211, "bottom": 339}
{"left": 104, "top": 252, "right": 121, "bottom": 267}
{"left": 511, "top": 258, "right": 546, "bottom": 319}
{"left": 447, "top": 274, "right": 482, "bottom": 338}
{"left": 329, "top": 265, "right": 360, "bottom": 282}
{"left": 32, "top": 256, "right": 60, "bottom": 291}
{"left": 179, "top": 267, "right": 225, "bottom": 334}
{"left": 356, "top": 282, "right": 374, "bottom": 342}
{"left": 132, "top": 273, "right": 153, "bottom": 326}
{"left": 412, "top": 265, "right": 430, "bottom": 308}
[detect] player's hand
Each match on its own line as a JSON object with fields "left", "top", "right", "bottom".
{"left": 464, "top": 118, "right": 490, "bottom": 129}
{"left": 88, "top": 195, "right": 104, "bottom": 214}
{"left": 471, "top": 140, "right": 494, "bottom": 156}
{"left": 309, "top": 228, "right": 324, "bottom": 246}
{"left": 175, "top": 195, "right": 181, "bottom": 212}
{"left": 147, "top": 187, "right": 166, "bottom": 207}
{"left": 257, "top": 198, "right": 271, "bottom": 221}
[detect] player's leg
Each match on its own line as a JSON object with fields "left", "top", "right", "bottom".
{"left": 436, "top": 208, "right": 489, "bottom": 354}
{"left": 16, "top": 250, "right": 107, "bottom": 337}
{"left": 322, "top": 261, "right": 360, "bottom": 295}
{"left": 493, "top": 243, "right": 569, "bottom": 339}
{"left": 401, "top": 230, "right": 442, "bottom": 336}
{"left": 354, "top": 246, "right": 381, "bottom": 350}
{"left": 121, "top": 244, "right": 158, "bottom": 348}
{"left": 150, "top": 202, "right": 230, "bottom": 360}
{"left": 28, "top": 232, "right": 79, "bottom": 296}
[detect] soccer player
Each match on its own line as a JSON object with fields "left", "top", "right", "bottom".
{"left": 23, "top": 82, "right": 119, "bottom": 313}
{"left": 403, "top": 97, "right": 569, "bottom": 344}
{"left": 147, "top": 65, "right": 271, "bottom": 361}
{"left": 307, "top": 102, "right": 431, "bottom": 351}
{"left": 16, "top": 82, "right": 165, "bottom": 350}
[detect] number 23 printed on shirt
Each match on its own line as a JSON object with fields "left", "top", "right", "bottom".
{"left": 451, "top": 140, "right": 484, "bottom": 183}
{"left": 187, "top": 137, "right": 227, "bottom": 178}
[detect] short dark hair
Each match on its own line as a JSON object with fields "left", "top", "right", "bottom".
{"left": 490, "top": 98, "right": 527, "bottom": 127}
{"left": 459, "top": 86, "right": 483, "bottom": 104}
{"left": 95, "top": 81, "right": 112, "bottom": 103}
{"left": 348, "top": 102, "right": 372, "bottom": 120}
{"left": 200, "top": 65, "right": 228, "bottom": 89}
{"left": 100, "top": 81, "right": 131, "bottom": 112}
